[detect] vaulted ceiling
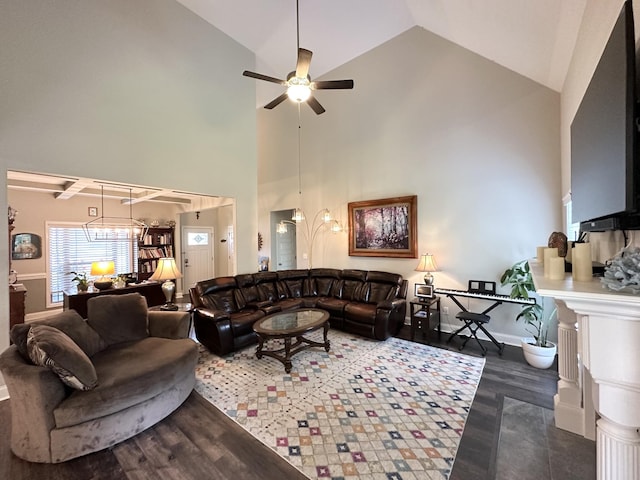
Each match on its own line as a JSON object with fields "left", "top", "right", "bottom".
{"left": 176, "top": 0, "right": 587, "bottom": 107}
{"left": 9, "top": 1, "right": 588, "bottom": 201}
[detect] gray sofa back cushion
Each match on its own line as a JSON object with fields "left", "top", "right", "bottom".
{"left": 10, "top": 309, "right": 106, "bottom": 361}
{"left": 87, "top": 293, "right": 149, "bottom": 346}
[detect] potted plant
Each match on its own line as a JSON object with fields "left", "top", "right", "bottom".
{"left": 68, "top": 271, "right": 89, "bottom": 292}
{"left": 500, "top": 260, "right": 557, "bottom": 369}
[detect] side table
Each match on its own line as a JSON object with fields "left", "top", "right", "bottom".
{"left": 149, "top": 302, "right": 193, "bottom": 337}
{"left": 409, "top": 297, "right": 441, "bottom": 342}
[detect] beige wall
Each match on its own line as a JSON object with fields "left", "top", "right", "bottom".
{"left": 258, "top": 26, "right": 562, "bottom": 342}
{"left": 0, "top": 0, "right": 258, "bottom": 363}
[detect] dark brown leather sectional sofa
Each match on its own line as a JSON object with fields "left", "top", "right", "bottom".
{"left": 190, "top": 268, "right": 408, "bottom": 356}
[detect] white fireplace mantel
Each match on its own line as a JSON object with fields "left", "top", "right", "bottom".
{"left": 530, "top": 260, "right": 640, "bottom": 480}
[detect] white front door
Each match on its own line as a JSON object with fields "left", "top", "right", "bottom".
{"left": 182, "top": 226, "right": 214, "bottom": 293}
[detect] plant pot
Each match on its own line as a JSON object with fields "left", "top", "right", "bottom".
{"left": 521, "top": 337, "right": 557, "bottom": 369}
{"left": 77, "top": 284, "right": 89, "bottom": 293}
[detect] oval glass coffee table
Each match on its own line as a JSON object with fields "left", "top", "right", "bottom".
{"left": 253, "top": 308, "right": 330, "bottom": 373}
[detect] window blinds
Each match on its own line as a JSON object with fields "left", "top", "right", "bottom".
{"left": 48, "top": 224, "right": 137, "bottom": 304}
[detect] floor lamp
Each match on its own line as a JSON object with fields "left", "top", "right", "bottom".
{"left": 149, "top": 257, "right": 183, "bottom": 310}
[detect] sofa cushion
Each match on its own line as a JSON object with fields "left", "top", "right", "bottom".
{"left": 308, "top": 269, "right": 342, "bottom": 297}
{"left": 87, "top": 293, "right": 149, "bottom": 346}
{"left": 272, "top": 298, "right": 304, "bottom": 311}
{"left": 230, "top": 310, "right": 265, "bottom": 337}
{"left": 234, "top": 274, "right": 260, "bottom": 309}
{"left": 27, "top": 325, "right": 98, "bottom": 391}
{"left": 316, "top": 297, "right": 350, "bottom": 317}
{"left": 344, "top": 302, "right": 378, "bottom": 325}
{"left": 53, "top": 337, "right": 197, "bottom": 428}
{"left": 367, "top": 282, "right": 396, "bottom": 304}
{"left": 277, "top": 270, "right": 309, "bottom": 298}
{"left": 10, "top": 309, "right": 106, "bottom": 361}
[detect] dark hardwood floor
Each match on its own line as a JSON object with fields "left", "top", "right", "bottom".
{"left": 0, "top": 325, "right": 565, "bottom": 480}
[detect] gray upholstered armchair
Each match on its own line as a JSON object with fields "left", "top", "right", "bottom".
{"left": 0, "top": 293, "right": 198, "bottom": 463}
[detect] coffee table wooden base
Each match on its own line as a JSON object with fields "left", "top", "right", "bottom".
{"left": 255, "top": 322, "right": 330, "bottom": 373}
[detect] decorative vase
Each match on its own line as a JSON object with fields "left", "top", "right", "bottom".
{"left": 521, "top": 337, "right": 557, "bottom": 369}
{"left": 77, "top": 284, "right": 89, "bottom": 293}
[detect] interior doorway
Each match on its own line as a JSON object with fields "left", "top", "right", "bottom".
{"left": 181, "top": 226, "right": 214, "bottom": 293}
{"left": 270, "top": 210, "right": 297, "bottom": 270}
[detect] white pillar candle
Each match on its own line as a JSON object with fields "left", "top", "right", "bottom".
{"left": 536, "top": 246, "right": 547, "bottom": 263}
{"left": 572, "top": 242, "right": 592, "bottom": 282}
{"left": 543, "top": 247, "right": 558, "bottom": 277}
{"left": 548, "top": 256, "right": 565, "bottom": 280}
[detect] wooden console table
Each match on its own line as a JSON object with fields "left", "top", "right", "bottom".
{"left": 9, "top": 284, "right": 27, "bottom": 329}
{"left": 63, "top": 282, "right": 164, "bottom": 319}
{"left": 531, "top": 260, "right": 640, "bottom": 480}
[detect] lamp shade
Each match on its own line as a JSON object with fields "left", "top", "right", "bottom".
{"left": 415, "top": 253, "right": 438, "bottom": 286}
{"left": 90, "top": 260, "right": 115, "bottom": 277}
{"left": 415, "top": 254, "right": 438, "bottom": 273}
{"left": 149, "top": 257, "right": 183, "bottom": 281}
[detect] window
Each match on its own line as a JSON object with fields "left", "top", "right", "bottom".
{"left": 563, "top": 193, "right": 580, "bottom": 242}
{"left": 47, "top": 223, "right": 137, "bottom": 305}
{"left": 187, "top": 231, "right": 209, "bottom": 246}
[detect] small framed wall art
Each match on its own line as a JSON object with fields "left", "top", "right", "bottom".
{"left": 88, "top": 207, "right": 98, "bottom": 217}
{"left": 12, "top": 233, "right": 42, "bottom": 260}
{"left": 348, "top": 195, "right": 418, "bottom": 258}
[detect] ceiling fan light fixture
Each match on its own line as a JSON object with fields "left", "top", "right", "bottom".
{"left": 287, "top": 82, "right": 311, "bottom": 103}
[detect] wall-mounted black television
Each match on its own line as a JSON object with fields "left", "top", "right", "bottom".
{"left": 571, "top": 0, "right": 640, "bottom": 232}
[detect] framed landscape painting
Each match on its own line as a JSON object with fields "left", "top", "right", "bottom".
{"left": 348, "top": 195, "right": 417, "bottom": 258}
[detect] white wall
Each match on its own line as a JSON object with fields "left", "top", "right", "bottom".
{"left": 561, "top": 0, "right": 640, "bottom": 260}
{"left": 0, "top": 0, "right": 258, "bottom": 371}
{"left": 258, "top": 26, "right": 562, "bottom": 341}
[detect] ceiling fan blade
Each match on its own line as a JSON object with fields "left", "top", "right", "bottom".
{"left": 295, "top": 48, "right": 313, "bottom": 78}
{"left": 243, "top": 70, "right": 286, "bottom": 85}
{"left": 307, "top": 95, "right": 326, "bottom": 115}
{"left": 264, "top": 93, "right": 289, "bottom": 110}
{"left": 311, "top": 79, "right": 354, "bottom": 90}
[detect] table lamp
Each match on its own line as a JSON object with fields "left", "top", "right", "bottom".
{"left": 415, "top": 253, "right": 438, "bottom": 286}
{"left": 91, "top": 260, "right": 115, "bottom": 290}
{"left": 149, "top": 257, "right": 183, "bottom": 310}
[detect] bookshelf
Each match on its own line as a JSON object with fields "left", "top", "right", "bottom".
{"left": 137, "top": 227, "right": 175, "bottom": 281}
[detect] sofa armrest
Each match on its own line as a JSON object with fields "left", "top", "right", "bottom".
{"left": 373, "top": 299, "right": 407, "bottom": 339}
{"left": 0, "top": 346, "right": 67, "bottom": 463}
{"left": 376, "top": 299, "right": 394, "bottom": 310}
{"left": 148, "top": 310, "right": 191, "bottom": 339}
{"left": 192, "top": 307, "right": 234, "bottom": 355}
{"left": 247, "top": 300, "right": 272, "bottom": 309}
{"left": 193, "top": 307, "right": 230, "bottom": 322}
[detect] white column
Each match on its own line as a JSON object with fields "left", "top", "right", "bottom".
{"left": 554, "top": 300, "right": 586, "bottom": 435}
{"left": 530, "top": 261, "right": 640, "bottom": 479}
{"left": 597, "top": 416, "right": 640, "bottom": 480}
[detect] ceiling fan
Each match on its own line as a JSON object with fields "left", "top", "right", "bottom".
{"left": 242, "top": 0, "right": 354, "bottom": 115}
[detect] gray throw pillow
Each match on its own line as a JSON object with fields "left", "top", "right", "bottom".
{"left": 87, "top": 293, "right": 149, "bottom": 346}
{"left": 10, "top": 309, "right": 106, "bottom": 361}
{"left": 27, "top": 325, "right": 98, "bottom": 391}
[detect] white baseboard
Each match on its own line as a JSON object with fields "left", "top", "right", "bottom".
{"left": 404, "top": 317, "right": 523, "bottom": 348}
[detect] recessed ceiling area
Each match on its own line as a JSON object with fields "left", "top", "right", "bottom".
{"left": 176, "top": 0, "right": 587, "bottom": 107}
{"left": 7, "top": 170, "right": 233, "bottom": 211}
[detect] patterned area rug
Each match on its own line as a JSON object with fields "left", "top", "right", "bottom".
{"left": 195, "top": 330, "right": 485, "bottom": 480}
